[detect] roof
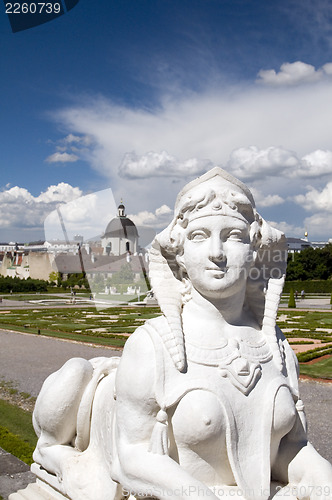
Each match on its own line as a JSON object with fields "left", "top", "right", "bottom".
{"left": 103, "top": 216, "right": 138, "bottom": 238}
{"left": 286, "top": 237, "right": 310, "bottom": 244}
{"left": 54, "top": 251, "right": 147, "bottom": 274}
{"left": 286, "top": 237, "right": 312, "bottom": 251}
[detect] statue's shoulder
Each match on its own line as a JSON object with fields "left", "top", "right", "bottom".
{"left": 144, "top": 314, "right": 168, "bottom": 332}
{"left": 121, "top": 315, "right": 167, "bottom": 360}
{"left": 115, "top": 315, "right": 168, "bottom": 401}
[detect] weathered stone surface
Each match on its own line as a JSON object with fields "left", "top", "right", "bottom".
{"left": 0, "top": 448, "right": 35, "bottom": 500}
{"left": 11, "top": 168, "right": 332, "bottom": 500}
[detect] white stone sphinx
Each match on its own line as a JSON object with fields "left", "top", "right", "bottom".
{"left": 10, "top": 168, "right": 332, "bottom": 500}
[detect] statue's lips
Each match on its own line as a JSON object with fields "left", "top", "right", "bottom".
{"left": 205, "top": 267, "right": 226, "bottom": 277}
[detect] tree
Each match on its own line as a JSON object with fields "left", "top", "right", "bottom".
{"left": 288, "top": 288, "right": 296, "bottom": 308}
{"left": 90, "top": 273, "right": 105, "bottom": 293}
{"left": 286, "top": 259, "right": 307, "bottom": 281}
{"left": 286, "top": 245, "right": 332, "bottom": 281}
{"left": 111, "top": 264, "right": 134, "bottom": 285}
{"left": 49, "top": 271, "right": 61, "bottom": 286}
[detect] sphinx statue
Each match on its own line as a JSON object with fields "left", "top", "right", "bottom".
{"left": 11, "top": 168, "right": 332, "bottom": 500}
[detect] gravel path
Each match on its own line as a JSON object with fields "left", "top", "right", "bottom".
{"left": 0, "top": 328, "right": 331, "bottom": 464}
{"left": 0, "top": 329, "right": 120, "bottom": 397}
{"left": 298, "top": 378, "right": 332, "bottom": 463}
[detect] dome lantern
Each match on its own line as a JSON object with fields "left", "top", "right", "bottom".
{"left": 118, "top": 201, "right": 125, "bottom": 217}
{"left": 101, "top": 201, "right": 139, "bottom": 256}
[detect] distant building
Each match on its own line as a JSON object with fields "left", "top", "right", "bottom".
{"left": 0, "top": 249, "right": 55, "bottom": 281}
{"left": 0, "top": 201, "right": 149, "bottom": 283}
{"left": 286, "top": 237, "right": 312, "bottom": 253}
{"left": 1, "top": 252, "right": 30, "bottom": 279}
{"left": 286, "top": 235, "right": 332, "bottom": 253}
{"left": 0, "top": 242, "right": 24, "bottom": 252}
{"left": 311, "top": 240, "right": 332, "bottom": 249}
{"left": 44, "top": 240, "right": 80, "bottom": 254}
{"left": 101, "top": 202, "right": 139, "bottom": 256}
{"left": 54, "top": 250, "right": 147, "bottom": 283}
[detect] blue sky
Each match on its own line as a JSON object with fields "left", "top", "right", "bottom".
{"left": 1, "top": 0, "right": 332, "bottom": 242}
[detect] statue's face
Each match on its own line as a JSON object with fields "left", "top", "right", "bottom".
{"left": 177, "top": 215, "right": 254, "bottom": 299}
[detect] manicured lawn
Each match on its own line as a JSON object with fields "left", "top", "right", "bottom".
{"left": 277, "top": 310, "right": 332, "bottom": 367}
{"left": 1, "top": 305, "right": 332, "bottom": 375}
{"left": 0, "top": 306, "right": 161, "bottom": 348}
{"left": 0, "top": 399, "right": 36, "bottom": 464}
{"left": 277, "top": 310, "right": 332, "bottom": 342}
{"left": 299, "top": 356, "right": 332, "bottom": 380}
{"left": 1, "top": 304, "right": 332, "bottom": 468}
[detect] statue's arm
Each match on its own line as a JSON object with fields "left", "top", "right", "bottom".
{"left": 272, "top": 411, "right": 332, "bottom": 498}
{"left": 271, "top": 339, "right": 332, "bottom": 497}
{"left": 113, "top": 329, "right": 219, "bottom": 500}
{"left": 271, "top": 370, "right": 332, "bottom": 500}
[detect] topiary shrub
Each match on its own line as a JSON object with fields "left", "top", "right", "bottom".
{"left": 288, "top": 288, "right": 296, "bottom": 308}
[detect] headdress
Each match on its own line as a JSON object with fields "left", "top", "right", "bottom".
{"left": 149, "top": 167, "right": 287, "bottom": 372}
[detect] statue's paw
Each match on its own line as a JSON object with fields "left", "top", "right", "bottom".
{"left": 55, "top": 469, "right": 63, "bottom": 483}
{"left": 32, "top": 447, "right": 42, "bottom": 466}
{"left": 90, "top": 356, "right": 120, "bottom": 376}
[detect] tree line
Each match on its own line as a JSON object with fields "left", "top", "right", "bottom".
{"left": 0, "top": 276, "right": 48, "bottom": 293}
{"left": 1, "top": 245, "right": 331, "bottom": 294}
{"left": 286, "top": 244, "right": 332, "bottom": 281}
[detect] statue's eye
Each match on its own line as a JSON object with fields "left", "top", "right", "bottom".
{"left": 228, "top": 229, "right": 244, "bottom": 241}
{"left": 189, "top": 230, "right": 209, "bottom": 241}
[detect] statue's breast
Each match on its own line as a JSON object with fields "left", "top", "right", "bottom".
{"left": 170, "top": 388, "right": 235, "bottom": 485}
{"left": 171, "top": 389, "right": 226, "bottom": 446}
{"left": 273, "top": 386, "right": 297, "bottom": 439}
{"left": 164, "top": 360, "right": 298, "bottom": 490}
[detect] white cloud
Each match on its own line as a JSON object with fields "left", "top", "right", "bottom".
{"left": 46, "top": 152, "right": 79, "bottom": 163}
{"left": 48, "top": 60, "right": 332, "bottom": 240}
{"left": 226, "top": 146, "right": 332, "bottom": 181}
{"left": 45, "top": 134, "right": 92, "bottom": 167}
{"left": 267, "top": 220, "right": 304, "bottom": 238}
{"left": 294, "top": 182, "right": 332, "bottom": 212}
{"left": 127, "top": 204, "right": 173, "bottom": 229}
{"left": 63, "top": 134, "right": 92, "bottom": 146}
{"left": 0, "top": 184, "right": 120, "bottom": 242}
{"left": 301, "top": 150, "right": 332, "bottom": 177}
{"left": 63, "top": 134, "right": 81, "bottom": 144}
{"left": 0, "top": 186, "right": 34, "bottom": 204}
{"left": 36, "top": 183, "right": 82, "bottom": 203}
{"left": 227, "top": 146, "right": 300, "bottom": 181}
{"left": 119, "top": 151, "right": 213, "bottom": 179}
{"left": 257, "top": 61, "right": 332, "bottom": 86}
{"left": 250, "top": 187, "right": 284, "bottom": 208}
{"left": 303, "top": 213, "right": 332, "bottom": 239}
{"left": 155, "top": 204, "right": 172, "bottom": 217}
{"left": 44, "top": 188, "right": 117, "bottom": 241}
{"left": 323, "top": 62, "right": 332, "bottom": 75}
{"left": 0, "top": 183, "right": 82, "bottom": 234}
{"left": 54, "top": 67, "right": 332, "bottom": 184}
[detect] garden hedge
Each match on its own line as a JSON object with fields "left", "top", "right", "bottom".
{"left": 283, "top": 280, "right": 332, "bottom": 294}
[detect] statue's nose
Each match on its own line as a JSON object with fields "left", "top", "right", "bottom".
{"left": 209, "top": 237, "right": 225, "bottom": 262}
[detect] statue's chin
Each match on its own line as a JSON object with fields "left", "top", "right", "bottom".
{"left": 192, "top": 271, "right": 247, "bottom": 300}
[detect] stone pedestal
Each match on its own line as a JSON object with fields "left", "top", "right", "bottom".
{"left": 9, "top": 480, "right": 67, "bottom": 499}
{"left": 9, "top": 463, "right": 68, "bottom": 500}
